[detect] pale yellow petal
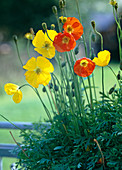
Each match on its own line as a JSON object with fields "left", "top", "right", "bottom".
{"left": 4, "top": 83, "right": 18, "bottom": 95}
{"left": 13, "top": 90, "right": 22, "bottom": 103}
{"left": 92, "top": 57, "right": 102, "bottom": 66}
{"left": 23, "top": 57, "right": 37, "bottom": 71}
{"left": 93, "top": 50, "right": 111, "bottom": 67}
{"left": 46, "top": 30, "right": 58, "bottom": 41}
{"left": 37, "top": 57, "right": 54, "bottom": 73}
{"left": 34, "top": 45, "right": 55, "bottom": 59}
{"left": 37, "top": 72, "right": 51, "bottom": 86}
{"left": 32, "top": 30, "right": 45, "bottom": 48}
{"left": 24, "top": 71, "right": 39, "bottom": 88}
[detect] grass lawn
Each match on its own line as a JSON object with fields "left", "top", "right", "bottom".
{"left": 0, "top": 62, "right": 120, "bottom": 169}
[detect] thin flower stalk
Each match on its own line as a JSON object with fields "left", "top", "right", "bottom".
{"left": 89, "top": 31, "right": 97, "bottom": 101}
{"left": 75, "top": 0, "right": 88, "bottom": 57}
{"left": 13, "top": 35, "right": 23, "bottom": 67}
{"left": 35, "top": 88, "right": 53, "bottom": 123}
{"left": 107, "top": 65, "right": 121, "bottom": 88}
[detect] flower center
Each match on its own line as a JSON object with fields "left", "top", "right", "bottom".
{"left": 80, "top": 60, "right": 88, "bottom": 67}
{"left": 67, "top": 25, "right": 73, "bottom": 34}
{"left": 44, "top": 41, "right": 50, "bottom": 49}
{"left": 35, "top": 67, "right": 41, "bottom": 75}
{"left": 62, "top": 36, "right": 70, "bottom": 44}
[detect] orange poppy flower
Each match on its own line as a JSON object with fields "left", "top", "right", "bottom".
{"left": 74, "top": 57, "right": 95, "bottom": 77}
{"left": 63, "top": 17, "right": 83, "bottom": 40}
{"left": 53, "top": 32, "right": 76, "bottom": 52}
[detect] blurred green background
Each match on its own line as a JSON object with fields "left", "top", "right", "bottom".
{"left": 0, "top": 0, "right": 121, "bottom": 169}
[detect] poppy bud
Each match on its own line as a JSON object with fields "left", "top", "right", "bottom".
{"left": 62, "top": 17, "right": 67, "bottom": 23}
{"left": 13, "top": 35, "right": 18, "bottom": 42}
{"left": 91, "top": 33, "right": 96, "bottom": 42}
{"left": 117, "top": 71, "right": 120, "bottom": 80}
{"left": 49, "top": 82, "right": 53, "bottom": 89}
{"left": 109, "top": 84, "right": 116, "bottom": 94}
{"left": 74, "top": 46, "right": 79, "bottom": 55}
{"left": 54, "top": 84, "right": 59, "bottom": 91}
{"left": 51, "top": 24, "right": 55, "bottom": 30}
{"left": 72, "top": 90, "right": 75, "bottom": 97}
{"left": 52, "top": 6, "right": 58, "bottom": 15}
{"left": 59, "top": 0, "right": 64, "bottom": 9}
{"left": 91, "top": 20, "right": 96, "bottom": 30}
{"left": 30, "top": 28, "right": 35, "bottom": 35}
{"left": 42, "top": 86, "right": 46, "bottom": 92}
{"left": 120, "top": 60, "right": 122, "bottom": 70}
{"left": 71, "top": 82, "right": 75, "bottom": 89}
{"left": 115, "top": 2, "right": 118, "bottom": 12}
{"left": 42, "top": 22, "right": 47, "bottom": 31}
{"left": 61, "top": 61, "right": 66, "bottom": 67}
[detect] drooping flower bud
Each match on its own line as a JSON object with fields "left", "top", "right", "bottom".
{"left": 13, "top": 35, "right": 18, "bottom": 43}
{"left": 49, "top": 82, "right": 53, "bottom": 89}
{"left": 109, "top": 84, "right": 116, "bottom": 94}
{"left": 59, "top": 0, "right": 64, "bottom": 9}
{"left": 120, "top": 60, "right": 122, "bottom": 70}
{"left": 42, "top": 22, "right": 47, "bottom": 31}
{"left": 91, "top": 33, "right": 96, "bottom": 42}
{"left": 91, "top": 20, "right": 96, "bottom": 30}
{"left": 117, "top": 71, "right": 120, "bottom": 80}
{"left": 42, "top": 86, "right": 46, "bottom": 92}
{"left": 54, "top": 84, "right": 59, "bottom": 91}
{"left": 115, "top": 2, "right": 118, "bottom": 12}
{"left": 30, "top": 28, "right": 35, "bottom": 35}
{"left": 71, "top": 82, "right": 75, "bottom": 89}
{"left": 51, "top": 24, "right": 55, "bottom": 30}
{"left": 74, "top": 46, "right": 79, "bottom": 55}
{"left": 61, "top": 61, "right": 66, "bottom": 67}
{"left": 52, "top": 6, "right": 58, "bottom": 15}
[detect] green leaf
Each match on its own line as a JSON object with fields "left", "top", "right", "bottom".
{"left": 54, "top": 146, "right": 64, "bottom": 150}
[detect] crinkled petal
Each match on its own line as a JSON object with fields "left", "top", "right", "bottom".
{"left": 37, "top": 72, "right": 51, "bottom": 86}
{"left": 4, "top": 83, "right": 18, "bottom": 95}
{"left": 23, "top": 57, "right": 37, "bottom": 71}
{"left": 37, "top": 57, "right": 54, "bottom": 72}
{"left": 45, "top": 30, "right": 58, "bottom": 41}
{"left": 34, "top": 45, "right": 55, "bottom": 59}
{"left": 74, "top": 58, "right": 95, "bottom": 77}
{"left": 24, "top": 71, "right": 39, "bottom": 88}
{"left": 12, "top": 90, "right": 22, "bottom": 103}
{"left": 93, "top": 50, "right": 111, "bottom": 67}
{"left": 32, "top": 30, "right": 45, "bottom": 48}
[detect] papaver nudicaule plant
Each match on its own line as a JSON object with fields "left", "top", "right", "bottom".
{"left": 2, "top": 0, "right": 121, "bottom": 169}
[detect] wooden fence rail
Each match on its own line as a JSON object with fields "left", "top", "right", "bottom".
{"left": 0, "top": 121, "right": 51, "bottom": 170}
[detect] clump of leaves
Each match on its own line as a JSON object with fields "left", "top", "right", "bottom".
{"left": 12, "top": 87, "right": 122, "bottom": 170}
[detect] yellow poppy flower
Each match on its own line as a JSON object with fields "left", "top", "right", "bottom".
{"left": 23, "top": 56, "right": 54, "bottom": 88}
{"left": 4, "top": 83, "right": 22, "bottom": 103}
{"left": 109, "top": 0, "right": 117, "bottom": 6}
{"left": 92, "top": 50, "right": 111, "bottom": 67}
{"left": 25, "top": 33, "right": 34, "bottom": 40}
{"left": 32, "top": 30, "right": 58, "bottom": 59}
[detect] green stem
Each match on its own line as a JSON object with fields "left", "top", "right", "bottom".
{"left": 0, "top": 114, "right": 23, "bottom": 131}
{"left": 92, "top": 73, "right": 97, "bottom": 101}
{"left": 35, "top": 88, "right": 53, "bottom": 123}
{"left": 107, "top": 65, "right": 121, "bottom": 87}
{"left": 87, "top": 76, "right": 93, "bottom": 110}
{"left": 102, "top": 67, "right": 104, "bottom": 106}
{"left": 27, "top": 39, "right": 30, "bottom": 58}
{"left": 20, "top": 84, "right": 53, "bottom": 122}
{"left": 75, "top": 0, "right": 88, "bottom": 57}
{"left": 113, "top": 8, "right": 122, "bottom": 61}
{"left": 13, "top": 38, "right": 23, "bottom": 67}
{"left": 45, "top": 86, "right": 55, "bottom": 115}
